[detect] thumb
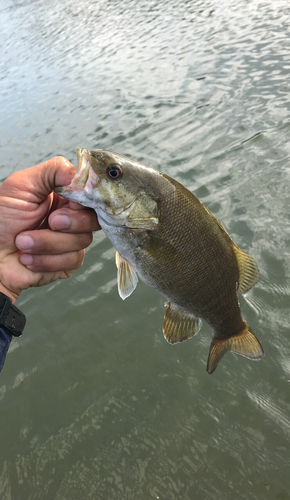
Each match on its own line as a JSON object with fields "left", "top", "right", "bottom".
{"left": 3, "top": 156, "right": 76, "bottom": 205}
{"left": 27, "top": 156, "right": 76, "bottom": 202}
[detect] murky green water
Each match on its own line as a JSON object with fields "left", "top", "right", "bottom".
{"left": 1, "top": 0, "right": 290, "bottom": 498}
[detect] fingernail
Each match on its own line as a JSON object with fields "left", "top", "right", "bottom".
{"left": 15, "top": 235, "right": 34, "bottom": 250}
{"left": 50, "top": 214, "right": 71, "bottom": 230}
{"left": 19, "top": 254, "right": 33, "bottom": 265}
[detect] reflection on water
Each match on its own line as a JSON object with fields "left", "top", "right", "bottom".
{"left": 1, "top": 0, "right": 290, "bottom": 498}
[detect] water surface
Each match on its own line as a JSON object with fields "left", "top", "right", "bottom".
{"left": 1, "top": 0, "right": 290, "bottom": 499}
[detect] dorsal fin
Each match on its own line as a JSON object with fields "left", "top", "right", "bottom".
{"left": 202, "top": 203, "right": 259, "bottom": 294}
{"left": 233, "top": 247, "right": 259, "bottom": 294}
{"left": 163, "top": 302, "right": 202, "bottom": 344}
{"left": 115, "top": 251, "right": 138, "bottom": 300}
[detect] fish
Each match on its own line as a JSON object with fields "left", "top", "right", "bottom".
{"left": 56, "top": 148, "right": 264, "bottom": 374}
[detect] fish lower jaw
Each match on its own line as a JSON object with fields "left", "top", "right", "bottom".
{"left": 62, "top": 166, "right": 100, "bottom": 204}
{"left": 60, "top": 189, "right": 96, "bottom": 207}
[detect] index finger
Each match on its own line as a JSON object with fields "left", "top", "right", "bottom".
{"left": 48, "top": 206, "right": 101, "bottom": 233}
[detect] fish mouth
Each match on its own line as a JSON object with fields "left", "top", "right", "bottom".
{"left": 71, "top": 148, "right": 91, "bottom": 188}
{"left": 55, "top": 148, "right": 98, "bottom": 196}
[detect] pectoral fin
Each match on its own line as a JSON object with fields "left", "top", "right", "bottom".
{"left": 233, "top": 246, "right": 259, "bottom": 294}
{"left": 207, "top": 322, "right": 264, "bottom": 374}
{"left": 163, "top": 302, "right": 202, "bottom": 344}
{"left": 115, "top": 252, "right": 138, "bottom": 300}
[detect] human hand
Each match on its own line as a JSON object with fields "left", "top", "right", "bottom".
{"left": 0, "top": 156, "right": 100, "bottom": 303}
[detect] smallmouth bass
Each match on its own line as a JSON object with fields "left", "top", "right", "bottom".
{"left": 56, "top": 148, "right": 263, "bottom": 374}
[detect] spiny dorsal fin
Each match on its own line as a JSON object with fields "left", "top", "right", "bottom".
{"left": 233, "top": 247, "right": 259, "bottom": 294}
{"left": 115, "top": 252, "right": 138, "bottom": 300}
{"left": 207, "top": 322, "right": 264, "bottom": 374}
{"left": 163, "top": 302, "right": 202, "bottom": 344}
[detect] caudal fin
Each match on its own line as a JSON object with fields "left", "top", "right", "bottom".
{"left": 206, "top": 323, "right": 264, "bottom": 374}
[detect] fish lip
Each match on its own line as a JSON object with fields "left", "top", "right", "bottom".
{"left": 75, "top": 147, "right": 90, "bottom": 173}
{"left": 64, "top": 148, "right": 95, "bottom": 192}
{"left": 73, "top": 148, "right": 90, "bottom": 186}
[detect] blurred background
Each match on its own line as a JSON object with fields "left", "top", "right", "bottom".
{"left": 1, "top": 0, "right": 290, "bottom": 498}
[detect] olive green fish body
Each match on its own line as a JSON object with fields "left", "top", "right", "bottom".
{"left": 107, "top": 174, "right": 242, "bottom": 333}
{"left": 57, "top": 148, "right": 263, "bottom": 374}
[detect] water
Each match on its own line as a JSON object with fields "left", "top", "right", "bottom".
{"left": 1, "top": 0, "right": 290, "bottom": 498}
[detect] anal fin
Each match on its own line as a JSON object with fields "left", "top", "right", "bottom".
{"left": 207, "top": 322, "right": 264, "bottom": 374}
{"left": 163, "top": 302, "right": 202, "bottom": 344}
{"left": 115, "top": 251, "right": 138, "bottom": 300}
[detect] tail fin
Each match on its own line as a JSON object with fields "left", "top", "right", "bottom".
{"left": 207, "top": 322, "right": 264, "bottom": 374}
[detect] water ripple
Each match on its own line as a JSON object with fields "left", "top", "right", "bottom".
{"left": 1, "top": 0, "right": 290, "bottom": 498}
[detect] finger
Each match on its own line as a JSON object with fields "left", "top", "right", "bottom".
{"left": 19, "top": 250, "right": 85, "bottom": 272}
{"left": 38, "top": 156, "right": 77, "bottom": 195}
{"left": 5, "top": 157, "right": 76, "bottom": 204}
{"left": 15, "top": 230, "right": 93, "bottom": 255}
{"left": 69, "top": 201, "right": 87, "bottom": 210}
{"left": 48, "top": 207, "right": 101, "bottom": 232}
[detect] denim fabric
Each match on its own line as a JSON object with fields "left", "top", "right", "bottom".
{"left": 0, "top": 326, "right": 12, "bottom": 372}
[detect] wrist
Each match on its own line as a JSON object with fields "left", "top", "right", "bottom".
{"left": 0, "top": 283, "right": 19, "bottom": 304}
{"left": 0, "top": 254, "right": 22, "bottom": 304}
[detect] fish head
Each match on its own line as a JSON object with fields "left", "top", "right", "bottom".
{"left": 56, "top": 148, "right": 162, "bottom": 229}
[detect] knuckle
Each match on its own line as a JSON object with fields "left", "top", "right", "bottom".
{"left": 80, "top": 232, "right": 93, "bottom": 248}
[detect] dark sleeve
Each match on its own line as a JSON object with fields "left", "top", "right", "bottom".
{"left": 0, "top": 326, "right": 12, "bottom": 372}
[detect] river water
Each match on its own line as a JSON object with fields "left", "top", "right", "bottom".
{"left": 1, "top": 0, "right": 290, "bottom": 498}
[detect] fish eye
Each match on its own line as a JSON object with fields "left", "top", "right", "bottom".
{"left": 106, "top": 164, "right": 123, "bottom": 179}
